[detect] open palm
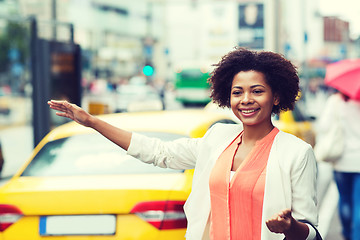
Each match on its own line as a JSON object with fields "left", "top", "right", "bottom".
{"left": 48, "top": 100, "right": 93, "bottom": 127}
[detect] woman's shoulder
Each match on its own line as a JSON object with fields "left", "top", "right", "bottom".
{"left": 275, "top": 130, "right": 312, "bottom": 151}
{"left": 273, "top": 130, "right": 316, "bottom": 170}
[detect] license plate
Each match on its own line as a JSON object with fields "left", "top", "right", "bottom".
{"left": 39, "top": 215, "right": 116, "bottom": 236}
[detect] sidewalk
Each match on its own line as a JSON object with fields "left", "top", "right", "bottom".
{"left": 0, "top": 96, "right": 32, "bottom": 129}
{"left": 326, "top": 207, "right": 344, "bottom": 240}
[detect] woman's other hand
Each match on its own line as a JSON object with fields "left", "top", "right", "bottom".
{"left": 266, "top": 209, "right": 292, "bottom": 234}
{"left": 266, "top": 209, "right": 310, "bottom": 240}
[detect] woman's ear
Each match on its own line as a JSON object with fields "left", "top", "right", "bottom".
{"left": 274, "top": 94, "right": 280, "bottom": 106}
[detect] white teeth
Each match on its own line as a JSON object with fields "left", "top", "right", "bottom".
{"left": 242, "top": 109, "right": 256, "bottom": 113}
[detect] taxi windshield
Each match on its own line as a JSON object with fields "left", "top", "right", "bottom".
{"left": 21, "top": 132, "right": 185, "bottom": 177}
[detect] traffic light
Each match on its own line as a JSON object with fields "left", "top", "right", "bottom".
{"left": 142, "top": 64, "right": 154, "bottom": 76}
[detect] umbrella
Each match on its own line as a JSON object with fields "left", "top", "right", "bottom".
{"left": 324, "top": 58, "right": 360, "bottom": 100}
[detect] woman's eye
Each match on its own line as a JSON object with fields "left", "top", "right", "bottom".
{"left": 232, "top": 91, "right": 242, "bottom": 95}
{"left": 253, "top": 89, "right": 264, "bottom": 94}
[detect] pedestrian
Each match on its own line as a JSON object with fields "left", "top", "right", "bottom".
{"left": 316, "top": 91, "right": 360, "bottom": 240}
{"left": 48, "top": 47, "right": 321, "bottom": 240}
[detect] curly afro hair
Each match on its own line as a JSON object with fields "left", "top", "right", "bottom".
{"left": 208, "top": 47, "right": 300, "bottom": 115}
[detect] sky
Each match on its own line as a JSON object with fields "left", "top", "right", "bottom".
{"left": 319, "top": 0, "right": 360, "bottom": 39}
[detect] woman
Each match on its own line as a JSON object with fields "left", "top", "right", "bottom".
{"left": 316, "top": 91, "right": 360, "bottom": 240}
{"left": 48, "top": 47, "right": 320, "bottom": 240}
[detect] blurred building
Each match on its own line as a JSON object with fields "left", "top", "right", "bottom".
{"left": 12, "top": 0, "right": 360, "bottom": 83}
{"left": 16, "top": 0, "right": 166, "bottom": 81}
{"left": 323, "top": 16, "right": 352, "bottom": 59}
{"left": 270, "top": 0, "right": 359, "bottom": 79}
{"left": 0, "top": 0, "right": 19, "bottom": 21}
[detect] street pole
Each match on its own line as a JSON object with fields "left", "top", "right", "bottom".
{"left": 30, "top": 16, "right": 51, "bottom": 147}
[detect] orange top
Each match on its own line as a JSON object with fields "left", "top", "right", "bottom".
{"left": 208, "top": 127, "right": 279, "bottom": 240}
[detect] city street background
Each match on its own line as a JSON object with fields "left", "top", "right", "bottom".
{"left": 1, "top": 0, "right": 360, "bottom": 239}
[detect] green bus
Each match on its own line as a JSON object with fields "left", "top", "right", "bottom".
{"left": 174, "top": 65, "right": 212, "bottom": 105}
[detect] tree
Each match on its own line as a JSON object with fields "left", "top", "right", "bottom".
{"left": 0, "top": 21, "right": 29, "bottom": 74}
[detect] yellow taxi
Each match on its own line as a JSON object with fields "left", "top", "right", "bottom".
{"left": 0, "top": 109, "right": 235, "bottom": 240}
{"left": 271, "top": 105, "right": 316, "bottom": 147}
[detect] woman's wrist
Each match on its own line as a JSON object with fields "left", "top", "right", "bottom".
{"left": 283, "top": 218, "right": 309, "bottom": 240}
{"left": 87, "top": 114, "right": 100, "bottom": 129}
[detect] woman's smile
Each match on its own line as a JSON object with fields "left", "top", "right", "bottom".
{"left": 239, "top": 108, "right": 260, "bottom": 117}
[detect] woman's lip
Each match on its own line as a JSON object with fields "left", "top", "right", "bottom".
{"left": 240, "top": 108, "right": 258, "bottom": 113}
{"left": 239, "top": 108, "right": 260, "bottom": 116}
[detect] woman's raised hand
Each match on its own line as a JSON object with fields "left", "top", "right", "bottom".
{"left": 48, "top": 100, "right": 132, "bottom": 150}
{"left": 48, "top": 100, "right": 94, "bottom": 127}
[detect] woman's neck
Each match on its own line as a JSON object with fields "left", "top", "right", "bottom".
{"left": 241, "top": 122, "right": 275, "bottom": 144}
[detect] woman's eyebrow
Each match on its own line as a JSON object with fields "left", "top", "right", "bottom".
{"left": 250, "top": 84, "right": 265, "bottom": 88}
{"left": 231, "top": 86, "right": 242, "bottom": 89}
{"left": 231, "top": 84, "right": 265, "bottom": 89}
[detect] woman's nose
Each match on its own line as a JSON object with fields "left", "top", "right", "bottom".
{"left": 241, "top": 92, "right": 252, "bottom": 104}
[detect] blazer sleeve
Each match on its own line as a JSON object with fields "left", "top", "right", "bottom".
{"left": 127, "top": 132, "right": 201, "bottom": 170}
{"left": 290, "top": 144, "right": 319, "bottom": 226}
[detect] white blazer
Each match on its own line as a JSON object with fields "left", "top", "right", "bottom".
{"left": 127, "top": 123, "right": 318, "bottom": 240}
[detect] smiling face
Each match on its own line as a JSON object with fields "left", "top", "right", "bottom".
{"left": 230, "top": 70, "right": 279, "bottom": 128}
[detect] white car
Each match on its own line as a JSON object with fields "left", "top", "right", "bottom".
{"left": 115, "top": 84, "right": 164, "bottom": 113}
